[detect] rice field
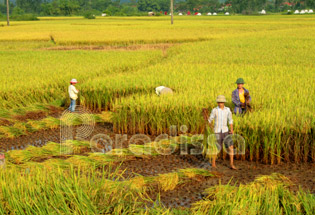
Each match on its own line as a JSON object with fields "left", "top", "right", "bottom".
{"left": 0, "top": 15, "right": 314, "bottom": 214}
{"left": 1, "top": 140, "right": 314, "bottom": 214}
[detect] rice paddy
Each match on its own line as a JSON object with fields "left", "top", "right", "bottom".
{"left": 0, "top": 15, "right": 314, "bottom": 214}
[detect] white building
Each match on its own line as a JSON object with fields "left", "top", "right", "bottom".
{"left": 225, "top": 12, "right": 230, "bottom": 15}
{"left": 101, "top": 13, "right": 107, "bottom": 17}
{"left": 294, "top": 10, "right": 299, "bottom": 14}
{"left": 213, "top": 12, "right": 217, "bottom": 15}
{"left": 207, "top": 12, "right": 212, "bottom": 16}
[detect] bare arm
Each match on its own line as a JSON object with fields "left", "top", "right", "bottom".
{"left": 229, "top": 124, "right": 234, "bottom": 134}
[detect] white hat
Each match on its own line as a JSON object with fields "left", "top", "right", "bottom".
{"left": 70, "top": 79, "right": 78, "bottom": 83}
{"left": 216, "top": 95, "right": 227, "bottom": 103}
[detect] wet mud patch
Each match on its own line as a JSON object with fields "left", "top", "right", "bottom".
{"left": 0, "top": 123, "right": 114, "bottom": 151}
{"left": 3, "top": 106, "right": 64, "bottom": 125}
{"left": 116, "top": 155, "right": 315, "bottom": 208}
{"left": 118, "top": 155, "right": 197, "bottom": 178}
{"left": 47, "top": 105, "right": 64, "bottom": 118}
{"left": 150, "top": 176, "right": 210, "bottom": 208}
{"left": 0, "top": 118, "right": 12, "bottom": 126}
{"left": 31, "top": 154, "right": 71, "bottom": 163}
{"left": 12, "top": 110, "right": 48, "bottom": 122}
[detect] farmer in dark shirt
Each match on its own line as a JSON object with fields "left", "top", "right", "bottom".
{"left": 232, "top": 78, "right": 251, "bottom": 114}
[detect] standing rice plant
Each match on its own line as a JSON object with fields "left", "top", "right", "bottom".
{"left": 191, "top": 174, "right": 314, "bottom": 215}
{"left": 0, "top": 164, "right": 152, "bottom": 214}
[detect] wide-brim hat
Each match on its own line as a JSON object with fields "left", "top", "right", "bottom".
{"left": 236, "top": 78, "right": 245, "bottom": 84}
{"left": 216, "top": 95, "right": 227, "bottom": 103}
{"left": 70, "top": 79, "right": 78, "bottom": 84}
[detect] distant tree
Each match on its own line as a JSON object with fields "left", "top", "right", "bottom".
{"left": 305, "top": 0, "right": 315, "bottom": 7}
{"left": 137, "top": 0, "right": 160, "bottom": 11}
{"left": 157, "top": 0, "right": 170, "bottom": 11}
{"left": 121, "top": 5, "right": 138, "bottom": 15}
{"left": 186, "top": 0, "right": 201, "bottom": 11}
{"left": 12, "top": 6, "right": 24, "bottom": 16}
{"left": 275, "top": 0, "right": 285, "bottom": 11}
{"left": 231, "top": 0, "right": 248, "bottom": 13}
{"left": 92, "top": 0, "right": 112, "bottom": 11}
{"left": 112, "top": 0, "right": 120, "bottom": 7}
{"left": 58, "top": 0, "right": 80, "bottom": 16}
{"left": 0, "top": 2, "right": 6, "bottom": 14}
{"left": 16, "top": 0, "right": 42, "bottom": 13}
{"left": 105, "top": 4, "right": 120, "bottom": 14}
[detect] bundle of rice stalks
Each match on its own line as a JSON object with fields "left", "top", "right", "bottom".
{"left": 0, "top": 164, "right": 149, "bottom": 214}
{"left": 66, "top": 155, "right": 97, "bottom": 169}
{"left": 173, "top": 135, "right": 203, "bottom": 145}
{"left": 97, "top": 111, "right": 113, "bottom": 123}
{"left": 41, "top": 142, "right": 62, "bottom": 156}
{"left": 123, "top": 176, "right": 147, "bottom": 192}
{"left": 107, "top": 148, "right": 135, "bottom": 156}
{"left": 179, "top": 168, "right": 214, "bottom": 178}
{"left": 60, "top": 113, "right": 94, "bottom": 127}
{"left": 61, "top": 140, "right": 91, "bottom": 155}
{"left": 192, "top": 173, "right": 314, "bottom": 214}
{"left": 26, "top": 120, "right": 47, "bottom": 131}
{"left": 155, "top": 172, "right": 179, "bottom": 191}
{"left": 128, "top": 144, "right": 161, "bottom": 156}
{"left": 6, "top": 145, "right": 53, "bottom": 164}
{"left": 153, "top": 140, "right": 179, "bottom": 155}
{"left": 41, "top": 158, "right": 70, "bottom": 170}
{"left": 41, "top": 116, "right": 60, "bottom": 129}
{"left": 88, "top": 153, "right": 116, "bottom": 163}
{"left": 0, "top": 125, "right": 25, "bottom": 138}
{"left": 202, "top": 126, "right": 218, "bottom": 162}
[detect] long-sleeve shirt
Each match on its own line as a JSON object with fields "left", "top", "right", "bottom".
{"left": 155, "top": 86, "right": 166, "bottom": 95}
{"left": 69, "top": 85, "right": 79, "bottom": 100}
{"left": 208, "top": 106, "right": 233, "bottom": 133}
{"left": 232, "top": 88, "right": 251, "bottom": 107}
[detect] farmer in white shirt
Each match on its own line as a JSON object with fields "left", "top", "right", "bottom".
{"left": 208, "top": 95, "right": 236, "bottom": 170}
{"left": 68, "top": 79, "right": 79, "bottom": 112}
{"left": 155, "top": 86, "right": 173, "bottom": 96}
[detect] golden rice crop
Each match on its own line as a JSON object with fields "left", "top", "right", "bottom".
{"left": 0, "top": 16, "right": 314, "bottom": 164}
{"left": 191, "top": 174, "right": 315, "bottom": 214}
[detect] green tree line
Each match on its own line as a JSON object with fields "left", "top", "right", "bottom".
{"left": 0, "top": 0, "right": 315, "bottom": 17}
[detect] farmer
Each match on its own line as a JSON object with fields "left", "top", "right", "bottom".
{"left": 232, "top": 78, "right": 251, "bottom": 114}
{"left": 208, "top": 95, "right": 236, "bottom": 170}
{"left": 155, "top": 86, "right": 174, "bottom": 96}
{"left": 68, "top": 79, "right": 79, "bottom": 112}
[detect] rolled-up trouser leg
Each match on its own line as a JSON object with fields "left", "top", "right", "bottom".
{"left": 216, "top": 132, "right": 233, "bottom": 150}
{"left": 69, "top": 99, "right": 76, "bottom": 112}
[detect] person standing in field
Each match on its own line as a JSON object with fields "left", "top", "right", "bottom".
{"left": 208, "top": 95, "right": 236, "bottom": 170}
{"left": 68, "top": 79, "right": 79, "bottom": 112}
{"left": 232, "top": 78, "right": 251, "bottom": 114}
{"left": 155, "top": 86, "right": 174, "bottom": 96}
